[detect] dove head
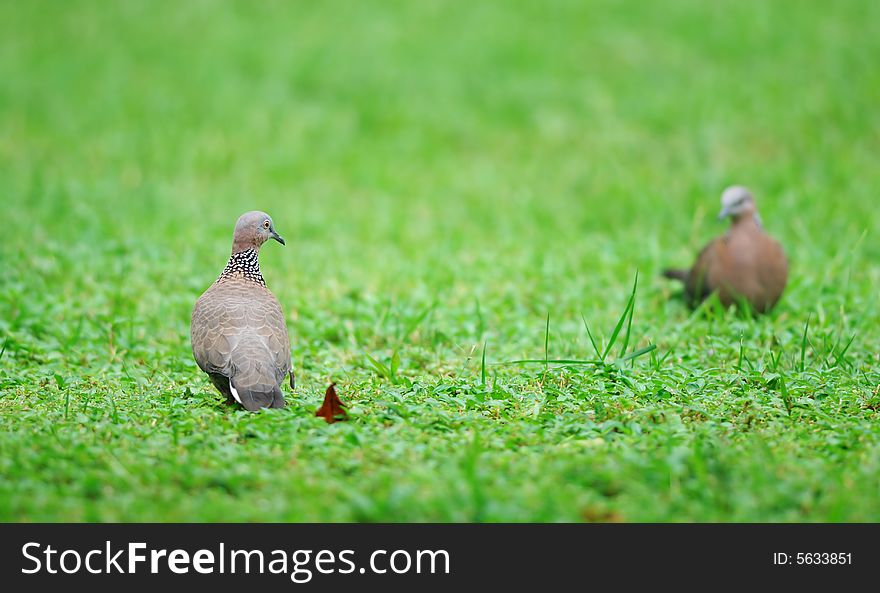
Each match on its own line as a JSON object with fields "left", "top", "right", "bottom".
{"left": 718, "top": 186, "right": 759, "bottom": 223}
{"left": 231, "top": 211, "right": 285, "bottom": 253}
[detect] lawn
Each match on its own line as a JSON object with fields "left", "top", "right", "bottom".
{"left": 1, "top": 0, "right": 879, "bottom": 522}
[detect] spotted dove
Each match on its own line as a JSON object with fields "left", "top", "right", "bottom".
{"left": 191, "top": 211, "right": 293, "bottom": 411}
{"left": 663, "top": 186, "right": 789, "bottom": 313}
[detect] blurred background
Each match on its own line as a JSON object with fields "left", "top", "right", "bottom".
{"left": 3, "top": 0, "right": 878, "bottom": 365}
{"left": 3, "top": 0, "right": 878, "bottom": 337}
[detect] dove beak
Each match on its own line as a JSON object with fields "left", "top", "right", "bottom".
{"left": 718, "top": 206, "right": 732, "bottom": 221}
{"left": 271, "top": 230, "right": 285, "bottom": 245}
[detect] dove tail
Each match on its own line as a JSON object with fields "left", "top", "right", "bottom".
{"left": 229, "top": 377, "right": 285, "bottom": 411}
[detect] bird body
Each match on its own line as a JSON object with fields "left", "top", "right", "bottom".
{"left": 664, "top": 187, "right": 788, "bottom": 313}
{"left": 191, "top": 211, "right": 293, "bottom": 411}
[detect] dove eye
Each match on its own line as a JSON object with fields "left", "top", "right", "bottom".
{"left": 263, "top": 220, "right": 271, "bottom": 229}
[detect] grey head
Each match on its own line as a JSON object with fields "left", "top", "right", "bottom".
{"left": 718, "top": 185, "right": 760, "bottom": 224}
{"left": 231, "top": 211, "right": 285, "bottom": 253}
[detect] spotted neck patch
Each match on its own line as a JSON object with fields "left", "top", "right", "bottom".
{"left": 218, "top": 249, "right": 265, "bottom": 286}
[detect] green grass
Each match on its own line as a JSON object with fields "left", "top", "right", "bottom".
{"left": 1, "top": 0, "right": 879, "bottom": 522}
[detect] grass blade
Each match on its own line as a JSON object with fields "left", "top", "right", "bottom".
{"left": 603, "top": 272, "right": 638, "bottom": 359}
{"left": 542, "top": 313, "right": 551, "bottom": 381}
{"left": 390, "top": 350, "right": 401, "bottom": 382}
{"left": 832, "top": 333, "right": 856, "bottom": 368}
{"left": 603, "top": 296, "right": 632, "bottom": 359}
{"left": 779, "top": 377, "right": 792, "bottom": 415}
{"left": 503, "top": 358, "right": 603, "bottom": 366}
{"left": 544, "top": 313, "right": 550, "bottom": 366}
{"left": 616, "top": 344, "right": 657, "bottom": 363}
{"left": 737, "top": 333, "right": 744, "bottom": 370}
{"left": 581, "top": 314, "right": 603, "bottom": 361}
{"left": 402, "top": 301, "right": 436, "bottom": 339}
{"left": 365, "top": 353, "right": 391, "bottom": 379}
{"left": 619, "top": 271, "right": 638, "bottom": 358}
{"left": 800, "top": 313, "right": 811, "bottom": 372}
{"left": 480, "top": 341, "right": 488, "bottom": 388}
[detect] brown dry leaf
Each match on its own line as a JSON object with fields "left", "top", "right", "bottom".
{"left": 315, "top": 382, "right": 348, "bottom": 423}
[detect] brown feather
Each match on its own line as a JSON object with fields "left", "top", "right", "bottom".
{"left": 191, "top": 211, "right": 292, "bottom": 411}
{"left": 664, "top": 190, "right": 788, "bottom": 314}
